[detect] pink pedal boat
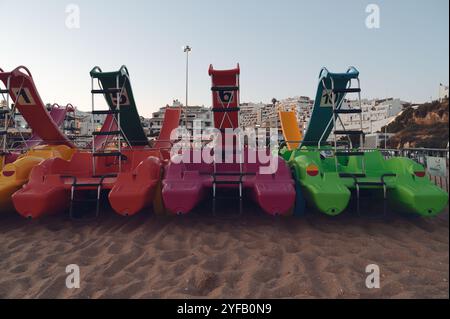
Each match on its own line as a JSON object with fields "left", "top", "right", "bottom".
{"left": 162, "top": 64, "right": 296, "bottom": 216}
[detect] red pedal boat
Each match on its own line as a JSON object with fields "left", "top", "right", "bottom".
{"left": 12, "top": 66, "right": 180, "bottom": 219}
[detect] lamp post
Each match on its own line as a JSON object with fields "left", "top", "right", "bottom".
{"left": 183, "top": 45, "right": 192, "bottom": 130}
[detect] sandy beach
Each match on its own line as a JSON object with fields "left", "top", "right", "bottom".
{"left": 0, "top": 200, "right": 448, "bottom": 299}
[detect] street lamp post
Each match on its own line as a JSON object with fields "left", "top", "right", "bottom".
{"left": 183, "top": 45, "right": 192, "bottom": 130}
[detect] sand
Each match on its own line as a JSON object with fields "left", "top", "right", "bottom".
{"left": 0, "top": 201, "right": 448, "bottom": 299}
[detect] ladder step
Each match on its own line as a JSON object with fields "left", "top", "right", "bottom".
{"left": 334, "top": 130, "right": 364, "bottom": 135}
{"left": 335, "top": 151, "right": 365, "bottom": 156}
{"left": 356, "top": 181, "right": 385, "bottom": 187}
{"left": 0, "top": 89, "right": 9, "bottom": 94}
{"left": 91, "top": 88, "right": 121, "bottom": 95}
{"left": 0, "top": 130, "right": 7, "bottom": 136}
{"left": 0, "top": 109, "right": 10, "bottom": 115}
{"left": 211, "top": 86, "right": 239, "bottom": 92}
{"left": 214, "top": 181, "right": 242, "bottom": 185}
{"left": 93, "top": 152, "right": 122, "bottom": 157}
{"left": 333, "top": 88, "right": 361, "bottom": 94}
{"left": 334, "top": 109, "right": 362, "bottom": 114}
{"left": 72, "top": 199, "right": 98, "bottom": 203}
{"left": 214, "top": 173, "right": 242, "bottom": 177}
{"left": 340, "top": 173, "right": 367, "bottom": 178}
{"left": 91, "top": 110, "right": 121, "bottom": 115}
{"left": 213, "top": 196, "right": 243, "bottom": 200}
{"left": 73, "top": 184, "right": 101, "bottom": 188}
{"left": 92, "top": 130, "right": 121, "bottom": 136}
{"left": 92, "top": 174, "right": 118, "bottom": 179}
{"left": 212, "top": 107, "right": 240, "bottom": 113}
{"left": 214, "top": 172, "right": 256, "bottom": 176}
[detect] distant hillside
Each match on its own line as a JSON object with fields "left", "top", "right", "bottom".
{"left": 383, "top": 99, "right": 449, "bottom": 149}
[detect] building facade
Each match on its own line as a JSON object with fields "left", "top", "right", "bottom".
{"left": 439, "top": 83, "right": 449, "bottom": 102}
{"left": 148, "top": 99, "right": 212, "bottom": 137}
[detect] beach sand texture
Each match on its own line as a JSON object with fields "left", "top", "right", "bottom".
{"left": 0, "top": 201, "right": 448, "bottom": 299}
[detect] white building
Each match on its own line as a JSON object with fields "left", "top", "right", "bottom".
{"left": 239, "top": 102, "right": 280, "bottom": 129}
{"left": 439, "top": 84, "right": 449, "bottom": 102}
{"left": 277, "top": 96, "right": 314, "bottom": 131}
{"left": 240, "top": 102, "right": 264, "bottom": 128}
{"left": 73, "top": 109, "right": 106, "bottom": 137}
{"left": 337, "top": 98, "right": 407, "bottom": 134}
{"left": 149, "top": 99, "right": 211, "bottom": 136}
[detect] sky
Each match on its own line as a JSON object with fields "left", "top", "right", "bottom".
{"left": 0, "top": 0, "right": 448, "bottom": 117}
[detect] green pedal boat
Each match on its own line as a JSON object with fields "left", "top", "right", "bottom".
{"left": 281, "top": 67, "right": 448, "bottom": 217}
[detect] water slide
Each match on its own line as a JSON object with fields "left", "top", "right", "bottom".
{"left": 90, "top": 66, "right": 148, "bottom": 146}
{"left": 25, "top": 103, "right": 70, "bottom": 148}
{"left": 0, "top": 66, "right": 74, "bottom": 147}
{"left": 152, "top": 108, "right": 182, "bottom": 150}
{"left": 279, "top": 110, "right": 302, "bottom": 150}
{"left": 286, "top": 67, "right": 448, "bottom": 217}
{"left": 302, "top": 67, "right": 360, "bottom": 147}
{"left": 162, "top": 64, "right": 296, "bottom": 216}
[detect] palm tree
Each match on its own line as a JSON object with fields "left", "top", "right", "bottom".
{"left": 271, "top": 98, "right": 278, "bottom": 106}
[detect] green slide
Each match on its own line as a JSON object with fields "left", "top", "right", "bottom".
{"left": 90, "top": 66, "right": 148, "bottom": 146}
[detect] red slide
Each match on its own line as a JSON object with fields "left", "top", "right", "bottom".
{"left": 25, "top": 103, "right": 70, "bottom": 148}
{"left": 152, "top": 107, "right": 181, "bottom": 156}
{"left": 209, "top": 64, "right": 240, "bottom": 130}
{"left": 0, "top": 66, "right": 74, "bottom": 147}
{"left": 91, "top": 113, "right": 118, "bottom": 150}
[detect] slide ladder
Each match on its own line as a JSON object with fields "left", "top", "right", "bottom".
{"left": 209, "top": 64, "right": 245, "bottom": 213}
{"left": 89, "top": 66, "right": 148, "bottom": 174}
{"left": 0, "top": 68, "right": 11, "bottom": 168}
{"left": 90, "top": 67, "right": 124, "bottom": 175}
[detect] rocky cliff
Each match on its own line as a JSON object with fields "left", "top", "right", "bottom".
{"left": 384, "top": 99, "right": 449, "bottom": 149}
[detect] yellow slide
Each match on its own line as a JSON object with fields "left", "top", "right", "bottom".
{"left": 0, "top": 145, "right": 75, "bottom": 212}
{"left": 279, "top": 110, "right": 302, "bottom": 150}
